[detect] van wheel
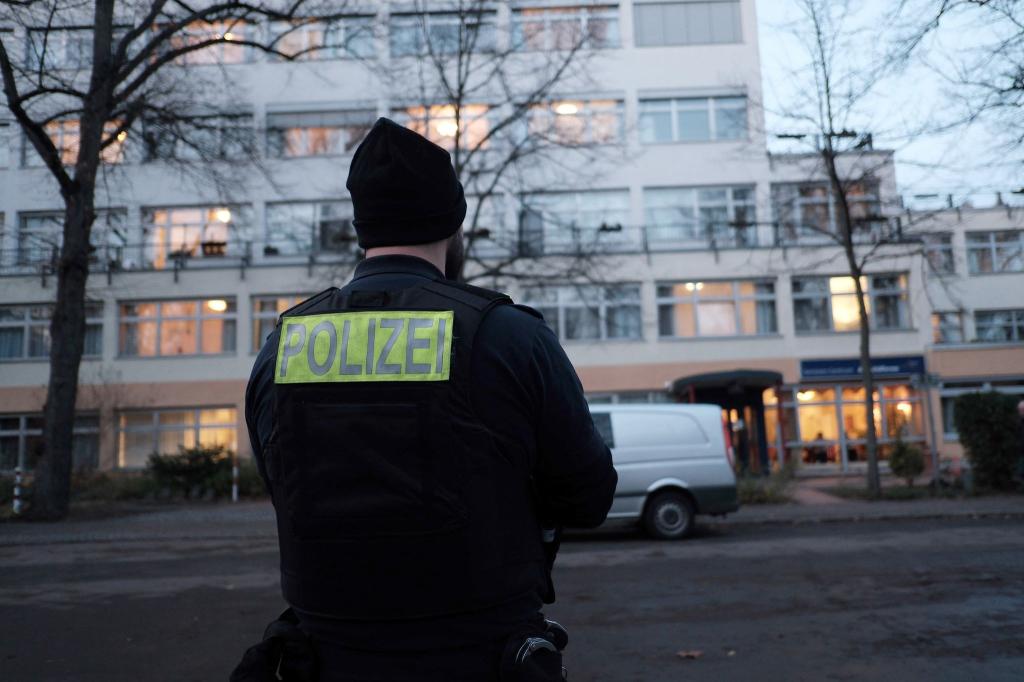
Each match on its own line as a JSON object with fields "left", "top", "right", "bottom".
{"left": 643, "top": 491, "right": 695, "bottom": 540}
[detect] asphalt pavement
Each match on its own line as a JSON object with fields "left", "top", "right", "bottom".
{"left": 1, "top": 503, "right": 1022, "bottom": 681}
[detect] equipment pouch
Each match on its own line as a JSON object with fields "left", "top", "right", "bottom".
{"left": 499, "top": 630, "right": 567, "bottom": 682}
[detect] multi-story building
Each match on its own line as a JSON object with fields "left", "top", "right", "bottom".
{"left": 1, "top": 1, "right": 1022, "bottom": 477}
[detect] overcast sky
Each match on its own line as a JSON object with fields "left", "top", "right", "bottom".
{"left": 755, "top": 0, "right": 1020, "bottom": 207}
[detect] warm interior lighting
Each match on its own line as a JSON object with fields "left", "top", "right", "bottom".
{"left": 554, "top": 101, "right": 580, "bottom": 116}
{"left": 206, "top": 299, "right": 228, "bottom": 313}
{"left": 684, "top": 282, "right": 704, "bottom": 292}
{"left": 223, "top": 32, "right": 236, "bottom": 41}
{"left": 434, "top": 119, "right": 459, "bottom": 137}
{"left": 214, "top": 208, "right": 232, "bottom": 223}
{"left": 896, "top": 402, "right": 913, "bottom": 417}
{"left": 797, "top": 390, "right": 817, "bottom": 402}
{"left": 116, "top": 131, "right": 128, "bottom": 142}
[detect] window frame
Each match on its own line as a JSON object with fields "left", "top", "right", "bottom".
{"left": 117, "top": 297, "right": 238, "bottom": 358}
{"left": 263, "top": 200, "right": 355, "bottom": 257}
{"left": 638, "top": 95, "right": 748, "bottom": 144}
{"left": 656, "top": 279, "right": 777, "bottom": 339}
{"left": 265, "top": 110, "right": 375, "bottom": 158}
{"left": 250, "top": 294, "right": 311, "bottom": 352}
{"left": 0, "top": 302, "right": 103, "bottom": 361}
{"left": 265, "top": 15, "right": 376, "bottom": 60}
{"left": 511, "top": 5, "right": 621, "bottom": 51}
{"left": 633, "top": 0, "right": 743, "bottom": 47}
{"left": 0, "top": 119, "right": 10, "bottom": 168}
{"left": 923, "top": 232, "right": 955, "bottom": 275}
{"left": 142, "top": 205, "right": 251, "bottom": 268}
{"left": 966, "top": 230, "right": 1024, "bottom": 275}
{"left": 931, "top": 311, "right": 964, "bottom": 345}
{"left": 527, "top": 99, "right": 624, "bottom": 146}
{"left": 791, "top": 274, "right": 911, "bottom": 334}
{"left": 520, "top": 284, "right": 643, "bottom": 342}
{"left": 974, "top": 308, "right": 1024, "bottom": 343}
{"left": 389, "top": 11, "right": 497, "bottom": 58}
{"left": 0, "top": 413, "right": 100, "bottom": 472}
{"left": 644, "top": 185, "right": 757, "bottom": 248}
{"left": 115, "top": 406, "right": 238, "bottom": 469}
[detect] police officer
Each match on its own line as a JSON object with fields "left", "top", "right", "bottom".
{"left": 244, "top": 118, "right": 617, "bottom": 681}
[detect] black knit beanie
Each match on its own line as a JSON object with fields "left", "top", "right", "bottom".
{"left": 346, "top": 117, "right": 467, "bottom": 249}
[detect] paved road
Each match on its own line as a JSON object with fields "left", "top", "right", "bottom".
{"left": 1, "top": 515, "right": 1022, "bottom": 681}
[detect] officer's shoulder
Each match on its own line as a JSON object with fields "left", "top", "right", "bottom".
{"left": 278, "top": 288, "right": 338, "bottom": 321}
{"left": 421, "top": 279, "right": 511, "bottom": 311}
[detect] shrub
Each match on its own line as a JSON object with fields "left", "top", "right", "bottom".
{"left": 953, "top": 392, "right": 1019, "bottom": 490}
{"left": 737, "top": 460, "right": 795, "bottom": 504}
{"left": 888, "top": 439, "right": 925, "bottom": 488}
{"left": 71, "top": 471, "right": 161, "bottom": 501}
{"left": 148, "top": 444, "right": 232, "bottom": 498}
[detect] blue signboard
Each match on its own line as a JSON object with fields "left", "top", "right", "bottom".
{"left": 800, "top": 355, "right": 926, "bottom": 380}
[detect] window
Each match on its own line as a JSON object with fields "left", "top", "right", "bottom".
{"left": 792, "top": 275, "right": 910, "bottom": 333}
{"left": 521, "top": 285, "right": 642, "bottom": 341}
{"left": 1, "top": 414, "right": 99, "bottom": 472}
{"left": 143, "top": 113, "right": 253, "bottom": 161}
{"left": 644, "top": 186, "right": 756, "bottom": 247}
{"left": 0, "top": 120, "right": 10, "bottom": 168}
{"left": 394, "top": 104, "right": 491, "bottom": 151}
{"left": 931, "top": 312, "right": 964, "bottom": 344}
{"left": 24, "top": 119, "right": 126, "bottom": 167}
{"left": 143, "top": 206, "right": 251, "bottom": 268}
{"left": 634, "top": 1, "right": 742, "bottom": 46}
{"left": 264, "top": 201, "right": 354, "bottom": 257}
{"left": 390, "top": 12, "right": 495, "bottom": 57}
{"left": 639, "top": 96, "right": 747, "bottom": 143}
{"left": 26, "top": 27, "right": 93, "bottom": 70}
{"left": 252, "top": 295, "right": 311, "bottom": 352}
{"left": 266, "top": 110, "right": 375, "bottom": 157}
{"left": 119, "top": 299, "right": 237, "bottom": 357}
{"left": 117, "top": 407, "right": 237, "bottom": 468}
{"left": 974, "top": 309, "right": 1024, "bottom": 343}
{"left": 966, "top": 231, "right": 1024, "bottom": 274}
{"left": 267, "top": 16, "right": 375, "bottom": 60}
{"left": 657, "top": 280, "right": 776, "bottom": 338}
{"left": 512, "top": 5, "right": 620, "bottom": 50}
{"left": 772, "top": 182, "right": 883, "bottom": 244}
{"left": 924, "top": 232, "right": 955, "bottom": 274}
{"left": 169, "top": 21, "right": 248, "bottom": 64}
{"left": 528, "top": 100, "right": 623, "bottom": 145}
{"left": 17, "top": 210, "right": 127, "bottom": 267}
{"left": 0, "top": 302, "right": 103, "bottom": 360}
{"left": 520, "top": 190, "right": 630, "bottom": 254}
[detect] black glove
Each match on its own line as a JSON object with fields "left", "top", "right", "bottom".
{"left": 230, "top": 609, "right": 318, "bottom": 682}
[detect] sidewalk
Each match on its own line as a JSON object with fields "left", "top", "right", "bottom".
{"left": 2, "top": 490, "right": 1023, "bottom": 546}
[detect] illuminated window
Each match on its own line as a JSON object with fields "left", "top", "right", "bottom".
{"left": 528, "top": 100, "right": 623, "bottom": 145}
{"left": 931, "top": 312, "right": 963, "bottom": 344}
{"left": 0, "top": 302, "right": 103, "bottom": 360}
{"left": 116, "top": 407, "right": 237, "bottom": 468}
{"left": 24, "top": 119, "right": 126, "bottom": 167}
{"left": 657, "top": 280, "right": 776, "bottom": 338}
{"left": 395, "top": 104, "right": 491, "bottom": 151}
{"left": 267, "top": 16, "right": 375, "bottom": 60}
{"left": 143, "top": 206, "right": 250, "bottom": 268}
{"left": 521, "top": 285, "right": 641, "bottom": 341}
{"left": 644, "top": 186, "right": 756, "bottom": 247}
{"left": 169, "top": 21, "right": 248, "bottom": 64}
{"left": 118, "top": 298, "right": 237, "bottom": 358}
{"left": 792, "top": 275, "right": 910, "bottom": 333}
{"left": 512, "top": 6, "right": 620, "bottom": 50}
{"left": 639, "top": 96, "right": 747, "bottom": 143}
{"left": 266, "top": 110, "right": 374, "bottom": 157}
{"left": 251, "top": 295, "right": 311, "bottom": 352}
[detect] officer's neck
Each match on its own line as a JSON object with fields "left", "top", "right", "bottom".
{"left": 365, "top": 242, "right": 447, "bottom": 276}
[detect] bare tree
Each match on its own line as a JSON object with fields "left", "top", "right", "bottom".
{"left": 0, "top": 0, "right": 351, "bottom": 520}
{"left": 380, "top": 0, "right": 630, "bottom": 285}
{"left": 762, "top": 0, "right": 957, "bottom": 496}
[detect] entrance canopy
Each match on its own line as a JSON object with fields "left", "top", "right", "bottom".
{"left": 670, "top": 369, "right": 783, "bottom": 399}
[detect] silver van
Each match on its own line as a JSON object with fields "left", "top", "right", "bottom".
{"left": 588, "top": 404, "right": 740, "bottom": 539}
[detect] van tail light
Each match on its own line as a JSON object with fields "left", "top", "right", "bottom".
{"left": 722, "top": 416, "right": 736, "bottom": 470}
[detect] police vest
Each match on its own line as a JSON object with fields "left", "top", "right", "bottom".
{"left": 267, "top": 279, "right": 547, "bottom": 620}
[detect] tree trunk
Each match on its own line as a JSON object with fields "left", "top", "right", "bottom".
{"left": 29, "top": 194, "right": 94, "bottom": 520}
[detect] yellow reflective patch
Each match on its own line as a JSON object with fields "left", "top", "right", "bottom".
{"left": 274, "top": 310, "right": 454, "bottom": 384}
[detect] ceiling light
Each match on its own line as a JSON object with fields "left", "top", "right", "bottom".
{"left": 206, "top": 299, "right": 228, "bottom": 313}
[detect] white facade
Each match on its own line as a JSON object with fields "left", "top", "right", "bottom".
{"left": 1, "top": 1, "right": 1022, "bottom": 473}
